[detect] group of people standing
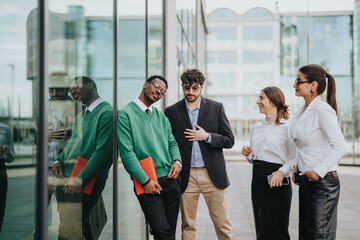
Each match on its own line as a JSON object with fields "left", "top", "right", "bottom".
{"left": 0, "top": 63, "right": 346, "bottom": 240}
{"left": 118, "top": 64, "right": 346, "bottom": 240}
{"left": 242, "top": 64, "right": 346, "bottom": 240}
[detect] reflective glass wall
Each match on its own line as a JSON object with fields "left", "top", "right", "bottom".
{"left": 0, "top": 0, "right": 208, "bottom": 239}
{"left": 0, "top": 1, "right": 37, "bottom": 239}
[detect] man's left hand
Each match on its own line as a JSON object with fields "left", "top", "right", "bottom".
{"left": 63, "top": 178, "right": 82, "bottom": 194}
{"left": 184, "top": 124, "right": 209, "bottom": 142}
{"left": 167, "top": 162, "right": 181, "bottom": 179}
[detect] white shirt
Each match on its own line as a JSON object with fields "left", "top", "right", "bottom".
{"left": 289, "top": 96, "right": 346, "bottom": 178}
{"left": 86, "top": 98, "right": 104, "bottom": 112}
{"left": 246, "top": 119, "right": 296, "bottom": 177}
{"left": 134, "top": 98, "right": 152, "bottom": 113}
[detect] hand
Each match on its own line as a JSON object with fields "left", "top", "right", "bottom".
{"left": 184, "top": 124, "right": 209, "bottom": 142}
{"left": 300, "top": 170, "right": 320, "bottom": 182}
{"left": 64, "top": 178, "right": 82, "bottom": 194}
{"left": 53, "top": 162, "right": 64, "bottom": 177}
{"left": 269, "top": 170, "right": 285, "bottom": 188}
{"left": 241, "top": 145, "right": 252, "bottom": 156}
{"left": 143, "top": 180, "right": 162, "bottom": 194}
{"left": 0, "top": 145, "right": 11, "bottom": 155}
{"left": 48, "top": 129, "right": 66, "bottom": 141}
{"left": 167, "top": 162, "right": 181, "bottom": 179}
{"left": 292, "top": 168, "right": 299, "bottom": 185}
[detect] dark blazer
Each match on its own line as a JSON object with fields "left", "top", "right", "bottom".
{"left": 165, "top": 97, "right": 234, "bottom": 193}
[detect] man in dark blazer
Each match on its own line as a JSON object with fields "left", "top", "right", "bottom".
{"left": 165, "top": 68, "right": 234, "bottom": 240}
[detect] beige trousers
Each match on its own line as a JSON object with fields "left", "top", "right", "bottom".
{"left": 181, "top": 168, "right": 234, "bottom": 240}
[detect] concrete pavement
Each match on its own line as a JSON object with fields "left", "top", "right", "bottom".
{"left": 1, "top": 161, "right": 360, "bottom": 239}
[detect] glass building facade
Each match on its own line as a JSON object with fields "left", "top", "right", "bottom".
{"left": 207, "top": 7, "right": 281, "bottom": 142}
{"left": 207, "top": 6, "right": 360, "bottom": 160}
{"left": 281, "top": 13, "right": 354, "bottom": 138}
{"left": 0, "top": 0, "right": 207, "bottom": 239}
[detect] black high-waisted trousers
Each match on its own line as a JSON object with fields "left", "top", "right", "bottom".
{"left": 298, "top": 171, "right": 340, "bottom": 240}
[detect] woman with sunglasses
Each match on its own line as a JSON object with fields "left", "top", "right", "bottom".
{"left": 242, "top": 86, "right": 296, "bottom": 240}
{"left": 290, "top": 64, "right": 346, "bottom": 240}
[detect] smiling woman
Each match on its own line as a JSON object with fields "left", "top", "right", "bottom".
{"left": 242, "top": 86, "right": 295, "bottom": 240}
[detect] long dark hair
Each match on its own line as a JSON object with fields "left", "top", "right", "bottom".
{"left": 299, "top": 64, "right": 338, "bottom": 115}
{"left": 262, "top": 86, "right": 289, "bottom": 125}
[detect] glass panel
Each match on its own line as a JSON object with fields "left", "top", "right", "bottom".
{"left": 117, "top": 0, "right": 147, "bottom": 239}
{"left": 47, "top": 1, "right": 114, "bottom": 239}
{"left": 149, "top": 0, "right": 164, "bottom": 110}
{"left": 0, "top": 1, "right": 37, "bottom": 239}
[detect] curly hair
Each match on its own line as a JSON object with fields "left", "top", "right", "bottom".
{"left": 180, "top": 68, "right": 205, "bottom": 86}
{"left": 146, "top": 75, "right": 168, "bottom": 88}
{"left": 262, "top": 86, "right": 290, "bottom": 125}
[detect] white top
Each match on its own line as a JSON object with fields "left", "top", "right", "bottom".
{"left": 86, "top": 98, "right": 104, "bottom": 112}
{"left": 134, "top": 98, "right": 153, "bottom": 113}
{"left": 246, "top": 119, "right": 296, "bottom": 177}
{"left": 289, "top": 96, "right": 346, "bottom": 178}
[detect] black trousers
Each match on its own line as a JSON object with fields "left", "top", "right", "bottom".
{"left": 136, "top": 176, "right": 181, "bottom": 240}
{"left": 55, "top": 180, "right": 106, "bottom": 240}
{"left": 298, "top": 171, "right": 340, "bottom": 240}
{"left": 251, "top": 160, "right": 292, "bottom": 240}
{"left": 0, "top": 163, "right": 7, "bottom": 233}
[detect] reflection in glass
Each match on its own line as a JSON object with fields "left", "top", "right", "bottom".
{"left": 0, "top": 1, "right": 37, "bottom": 239}
{"left": 46, "top": 1, "right": 114, "bottom": 239}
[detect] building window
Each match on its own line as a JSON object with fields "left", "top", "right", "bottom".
{"left": 243, "top": 50, "right": 272, "bottom": 63}
{"left": 208, "top": 26, "right": 237, "bottom": 41}
{"left": 243, "top": 26, "right": 272, "bottom": 41}
{"left": 208, "top": 51, "right": 237, "bottom": 63}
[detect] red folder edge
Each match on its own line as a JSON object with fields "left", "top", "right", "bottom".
{"left": 133, "top": 157, "right": 158, "bottom": 195}
{"left": 69, "top": 157, "right": 98, "bottom": 195}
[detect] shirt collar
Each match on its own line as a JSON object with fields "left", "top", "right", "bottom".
{"left": 134, "top": 98, "right": 153, "bottom": 113}
{"left": 86, "top": 98, "right": 103, "bottom": 112}
{"left": 306, "top": 95, "right": 321, "bottom": 111}
{"left": 185, "top": 97, "right": 201, "bottom": 111}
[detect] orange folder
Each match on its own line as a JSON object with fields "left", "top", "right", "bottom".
{"left": 69, "top": 157, "right": 98, "bottom": 195}
{"left": 133, "top": 157, "right": 158, "bottom": 195}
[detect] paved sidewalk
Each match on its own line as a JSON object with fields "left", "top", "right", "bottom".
{"left": 1, "top": 161, "right": 360, "bottom": 239}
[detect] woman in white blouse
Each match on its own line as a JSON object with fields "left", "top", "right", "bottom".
{"left": 290, "top": 64, "right": 346, "bottom": 240}
{"left": 241, "top": 86, "right": 296, "bottom": 240}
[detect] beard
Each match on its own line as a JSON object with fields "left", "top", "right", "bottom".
{"left": 185, "top": 94, "right": 200, "bottom": 103}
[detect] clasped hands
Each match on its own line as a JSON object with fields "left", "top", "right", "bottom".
{"left": 143, "top": 161, "right": 181, "bottom": 195}
{"left": 0, "top": 145, "right": 11, "bottom": 156}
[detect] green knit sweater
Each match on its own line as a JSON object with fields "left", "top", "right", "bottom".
{"left": 117, "top": 101, "right": 181, "bottom": 184}
{"left": 57, "top": 101, "right": 113, "bottom": 183}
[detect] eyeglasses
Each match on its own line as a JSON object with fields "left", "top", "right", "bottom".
{"left": 150, "top": 82, "right": 167, "bottom": 95}
{"left": 183, "top": 84, "right": 201, "bottom": 92}
{"left": 294, "top": 79, "right": 314, "bottom": 85}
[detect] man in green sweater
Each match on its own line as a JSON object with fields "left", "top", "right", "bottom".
{"left": 117, "top": 75, "right": 182, "bottom": 240}
{"left": 53, "top": 76, "right": 113, "bottom": 240}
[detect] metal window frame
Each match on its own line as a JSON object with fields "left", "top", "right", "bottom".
{"left": 36, "top": 0, "right": 49, "bottom": 239}
{"left": 113, "top": 0, "right": 119, "bottom": 239}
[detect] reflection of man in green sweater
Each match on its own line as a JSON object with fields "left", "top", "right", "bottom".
{"left": 118, "top": 75, "right": 182, "bottom": 240}
{"left": 53, "top": 76, "right": 113, "bottom": 240}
